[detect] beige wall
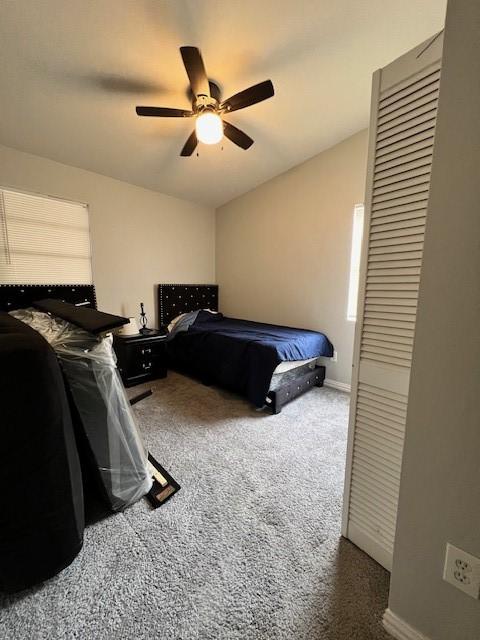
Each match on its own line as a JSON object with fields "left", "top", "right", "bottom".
{"left": 0, "top": 144, "right": 215, "bottom": 323}
{"left": 388, "top": 1, "right": 480, "bottom": 638}
{"left": 216, "top": 130, "right": 368, "bottom": 385}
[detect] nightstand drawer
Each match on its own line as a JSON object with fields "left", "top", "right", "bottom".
{"left": 128, "top": 344, "right": 161, "bottom": 370}
{"left": 113, "top": 332, "right": 167, "bottom": 387}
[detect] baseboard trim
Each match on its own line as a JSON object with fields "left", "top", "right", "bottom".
{"left": 383, "top": 609, "right": 432, "bottom": 640}
{"left": 324, "top": 378, "right": 351, "bottom": 393}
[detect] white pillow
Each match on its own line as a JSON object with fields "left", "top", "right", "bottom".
{"left": 167, "top": 313, "right": 187, "bottom": 333}
{"left": 167, "top": 308, "right": 219, "bottom": 333}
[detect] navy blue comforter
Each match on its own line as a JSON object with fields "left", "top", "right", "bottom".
{"left": 166, "top": 311, "right": 333, "bottom": 407}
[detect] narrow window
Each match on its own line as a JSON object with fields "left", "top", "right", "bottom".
{"left": 347, "top": 204, "right": 365, "bottom": 321}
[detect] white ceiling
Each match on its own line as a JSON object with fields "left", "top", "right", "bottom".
{"left": 0, "top": 0, "right": 446, "bottom": 207}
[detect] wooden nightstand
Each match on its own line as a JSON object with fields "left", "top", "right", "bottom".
{"left": 113, "top": 330, "right": 167, "bottom": 388}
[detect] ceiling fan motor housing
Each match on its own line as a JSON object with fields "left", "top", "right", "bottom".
{"left": 191, "top": 81, "right": 221, "bottom": 112}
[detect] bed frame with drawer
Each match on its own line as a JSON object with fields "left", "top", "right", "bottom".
{"left": 157, "top": 284, "right": 326, "bottom": 414}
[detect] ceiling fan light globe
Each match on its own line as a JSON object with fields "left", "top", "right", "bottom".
{"left": 195, "top": 112, "right": 223, "bottom": 145}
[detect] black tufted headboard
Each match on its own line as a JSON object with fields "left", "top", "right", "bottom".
{"left": 157, "top": 284, "right": 218, "bottom": 326}
{"left": 0, "top": 284, "right": 97, "bottom": 312}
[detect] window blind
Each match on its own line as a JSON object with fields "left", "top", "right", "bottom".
{"left": 0, "top": 188, "right": 92, "bottom": 285}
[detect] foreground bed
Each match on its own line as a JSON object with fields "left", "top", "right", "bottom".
{"left": 158, "top": 284, "right": 333, "bottom": 414}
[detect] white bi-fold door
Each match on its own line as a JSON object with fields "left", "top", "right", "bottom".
{"left": 342, "top": 33, "right": 443, "bottom": 570}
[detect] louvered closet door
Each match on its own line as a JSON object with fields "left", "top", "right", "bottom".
{"left": 342, "top": 34, "right": 443, "bottom": 571}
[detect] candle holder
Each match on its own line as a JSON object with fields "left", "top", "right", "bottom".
{"left": 139, "top": 302, "right": 152, "bottom": 334}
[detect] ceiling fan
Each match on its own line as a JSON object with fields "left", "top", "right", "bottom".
{"left": 135, "top": 46, "right": 274, "bottom": 156}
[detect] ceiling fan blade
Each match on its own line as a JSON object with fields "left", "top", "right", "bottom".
{"left": 221, "top": 80, "right": 274, "bottom": 113}
{"left": 136, "top": 106, "right": 192, "bottom": 118}
{"left": 180, "top": 46, "right": 210, "bottom": 97}
{"left": 223, "top": 121, "right": 254, "bottom": 150}
{"left": 180, "top": 130, "right": 198, "bottom": 156}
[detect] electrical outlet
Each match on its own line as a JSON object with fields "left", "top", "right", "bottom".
{"left": 331, "top": 350, "right": 338, "bottom": 362}
{"left": 443, "top": 543, "right": 480, "bottom": 599}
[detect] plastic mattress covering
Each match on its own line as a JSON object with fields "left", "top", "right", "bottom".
{"left": 11, "top": 308, "right": 152, "bottom": 511}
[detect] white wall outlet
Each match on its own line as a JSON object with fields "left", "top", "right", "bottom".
{"left": 443, "top": 543, "right": 480, "bottom": 599}
{"left": 331, "top": 350, "right": 338, "bottom": 362}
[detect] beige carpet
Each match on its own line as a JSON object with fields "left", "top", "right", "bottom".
{"left": 0, "top": 372, "right": 390, "bottom": 640}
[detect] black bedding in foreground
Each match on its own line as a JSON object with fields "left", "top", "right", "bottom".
{"left": 166, "top": 311, "right": 333, "bottom": 407}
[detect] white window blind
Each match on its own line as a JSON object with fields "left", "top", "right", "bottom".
{"left": 0, "top": 188, "right": 92, "bottom": 285}
{"left": 347, "top": 204, "right": 365, "bottom": 321}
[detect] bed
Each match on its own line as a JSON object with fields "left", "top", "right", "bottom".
{"left": 158, "top": 284, "right": 334, "bottom": 414}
